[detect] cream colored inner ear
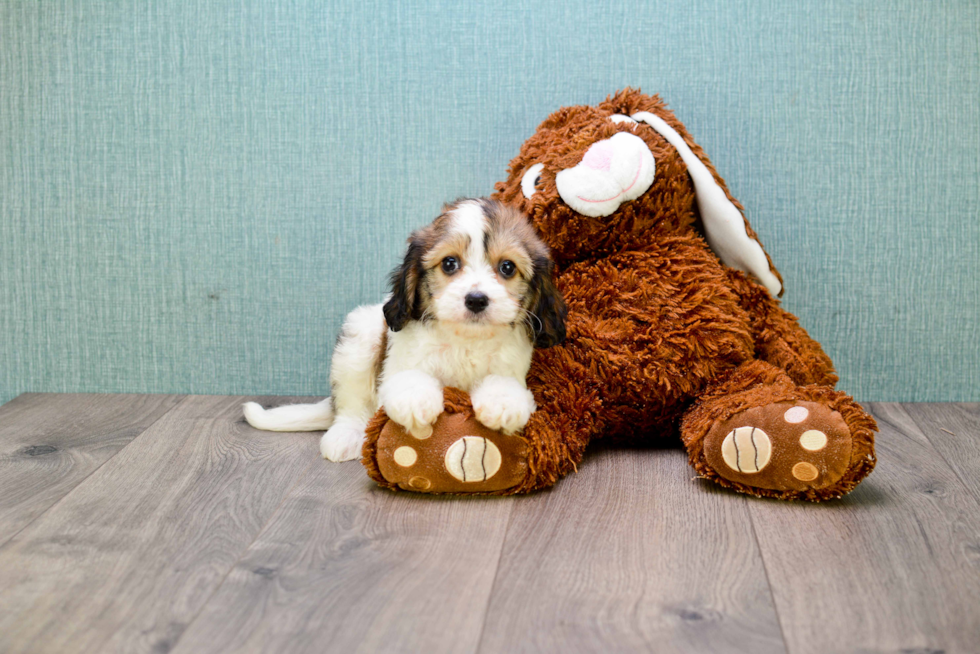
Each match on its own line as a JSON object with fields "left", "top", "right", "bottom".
{"left": 609, "top": 114, "right": 637, "bottom": 125}
{"left": 631, "top": 111, "right": 782, "bottom": 297}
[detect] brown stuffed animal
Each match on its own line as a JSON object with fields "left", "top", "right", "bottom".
{"left": 364, "top": 89, "right": 877, "bottom": 501}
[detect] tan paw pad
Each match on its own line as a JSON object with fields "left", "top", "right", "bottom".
{"left": 721, "top": 427, "right": 772, "bottom": 473}
{"left": 792, "top": 462, "right": 819, "bottom": 481}
{"left": 784, "top": 406, "right": 809, "bottom": 423}
{"left": 408, "top": 476, "right": 431, "bottom": 490}
{"left": 393, "top": 446, "right": 417, "bottom": 467}
{"left": 445, "top": 436, "right": 502, "bottom": 482}
{"left": 799, "top": 430, "right": 828, "bottom": 451}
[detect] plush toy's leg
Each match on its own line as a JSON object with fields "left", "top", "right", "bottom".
{"left": 362, "top": 386, "right": 592, "bottom": 495}
{"left": 727, "top": 270, "right": 838, "bottom": 387}
{"left": 680, "top": 360, "right": 877, "bottom": 501}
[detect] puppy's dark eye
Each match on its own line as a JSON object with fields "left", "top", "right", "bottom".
{"left": 441, "top": 256, "right": 460, "bottom": 274}
{"left": 498, "top": 260, "right": 516, "bottom": 279}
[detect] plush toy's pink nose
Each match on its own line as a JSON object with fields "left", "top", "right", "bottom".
{"left": 581, "top": 140, "right": 615, "bottom": 172}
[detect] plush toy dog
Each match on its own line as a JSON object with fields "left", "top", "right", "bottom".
{"left": 363, "top": 89, "right": 877, "bottom": 501}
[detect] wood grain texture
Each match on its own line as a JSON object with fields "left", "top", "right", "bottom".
{"left": 3, "top": 396, "right": 980, "bottom": 654}
{"left": 0, "top": 393, "right": 183, "bottom": 546}
{"left": 903, "top": 403, "right": 980, "bottom": 503}
{"left": 748, "top": 402, "right": 980, "bottom": 654}
{"left": 478, "top": 446, "right": 786, "bottom": 654}
{"left": 171, "top": 464, "right": 515, "bottom": 654}
{"left": 0, "top": 395, "right": 319, "bottom": 654}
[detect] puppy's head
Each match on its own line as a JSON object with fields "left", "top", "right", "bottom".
{"left": 383, "top": 198, "right": 566, "bottom": 348}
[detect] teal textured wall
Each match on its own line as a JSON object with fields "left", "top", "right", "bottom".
{"left": 2, "top": 1, "right": 978, "bottom": 405}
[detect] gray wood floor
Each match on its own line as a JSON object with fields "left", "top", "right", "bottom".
{"left": 0, "top": 394, "right": 978, "bottom": 654}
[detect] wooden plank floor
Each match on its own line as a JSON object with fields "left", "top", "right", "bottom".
{"left": 0, "top": 395, "right": 978, "bottom": 654}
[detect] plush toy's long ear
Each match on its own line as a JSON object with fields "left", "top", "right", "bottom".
{"left": 631, "top": 111, "right": 784, "bottom": 298}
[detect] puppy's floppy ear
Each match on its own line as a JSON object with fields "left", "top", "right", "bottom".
{"left": 383, "top": 238, "right": 425, "bottom": 332}
{"left": 528, "top": 257, "right": 567, "bottom": 348}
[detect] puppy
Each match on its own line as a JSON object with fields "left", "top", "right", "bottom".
{"left": 243, "top": 198, "right": 566, "bottom": 461}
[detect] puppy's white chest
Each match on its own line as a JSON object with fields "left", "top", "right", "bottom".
{"left": 384, "top": 322, "right": 531, "bottom": 391}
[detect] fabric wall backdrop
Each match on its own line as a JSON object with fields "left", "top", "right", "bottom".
{"left": 1, "top": 0, "right": 978, "bottom": 406}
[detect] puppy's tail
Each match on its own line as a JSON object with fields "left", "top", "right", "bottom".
{"left": 243, "top": 397, "right": 335, "bottom": 432}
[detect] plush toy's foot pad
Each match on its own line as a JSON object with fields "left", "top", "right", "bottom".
{"left": 374, "top": 411, "right": 529, "bottom": 494}
{"left": 703, "top": 401, "right": 853, "bottom": 492}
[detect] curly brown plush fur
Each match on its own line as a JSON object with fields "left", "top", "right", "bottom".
{"left": 364, "top": 89, "right": 876, "bottom": 501}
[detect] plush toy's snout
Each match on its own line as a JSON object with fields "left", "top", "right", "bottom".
{"left": 555, "top": 131, "right": 655, "bottom": 218}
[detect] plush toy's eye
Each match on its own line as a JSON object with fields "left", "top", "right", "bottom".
{"left": 498, "top": 260, "right": 516, "bottom": 279}
{"left": 441, "top": 256, "right": 460, "bottom": 274}
{"left": 520, "top": 163, "right": 545, "bottom": 199}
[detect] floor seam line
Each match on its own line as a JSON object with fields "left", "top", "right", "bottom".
{"left": 893, "top": 402, "right": 980, "bottom": 509}
{"left": 167, "top": 454, "right": 321, "bottom": 652}
{"left": 0, "top": 394, "right": 188, "bottom": 551}
{"left": 473, "top": 500, "right": 517, "bottom": 654}
{"left": 746, "top": 498, "right": 793, "bottom": 654}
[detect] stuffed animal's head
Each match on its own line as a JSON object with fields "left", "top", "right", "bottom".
{"left": 493, "top": 89, "right": 783, "bottom": 297}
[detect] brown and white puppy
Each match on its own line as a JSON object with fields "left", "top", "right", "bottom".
{"left": 244, "top": 198, "right": 566, "bottom": 461}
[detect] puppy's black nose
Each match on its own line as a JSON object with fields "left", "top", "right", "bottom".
{"left": 464, "top": 292, "right": 489, "bottom": 313}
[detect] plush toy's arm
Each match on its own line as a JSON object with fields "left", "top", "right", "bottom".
{"left": 724, "top": 270, "right": 838, "bottom": 388}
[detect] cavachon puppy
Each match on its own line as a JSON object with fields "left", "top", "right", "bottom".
{"left": 244, "top": 198, "right": 566, "bottom": 461}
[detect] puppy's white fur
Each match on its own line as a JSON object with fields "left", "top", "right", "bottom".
{"left": 244, "top": 199, "right": 564, "bottom": 461}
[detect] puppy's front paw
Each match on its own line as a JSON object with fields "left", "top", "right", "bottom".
{"left": 320, "top": 418, "right": 367, "bottom": 462}
{"left": 379, "top": 370, "right": 445, "bottom": 439}
{"left": 471, "top": 375, "right": 536, "bottom": 435}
